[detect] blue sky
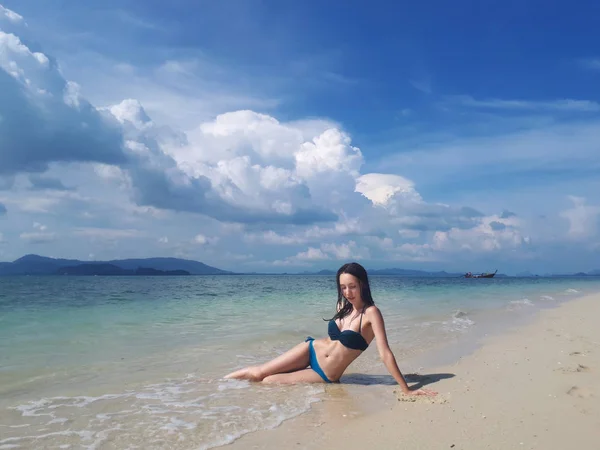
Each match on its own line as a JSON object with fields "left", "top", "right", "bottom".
{"left": 1, "top": 0, "right": 599, "bottom": 274}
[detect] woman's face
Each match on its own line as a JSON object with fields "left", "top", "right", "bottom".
{"left": 339, "top": 273, "right": 362, "bottom": 304}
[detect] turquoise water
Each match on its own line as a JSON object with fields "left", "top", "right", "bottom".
{"left": 1, "top": 275, "right": 599, "bottom": 449}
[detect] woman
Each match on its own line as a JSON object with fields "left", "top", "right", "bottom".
{"left": 225, "top": 262, "right": 436, "bottom": 396}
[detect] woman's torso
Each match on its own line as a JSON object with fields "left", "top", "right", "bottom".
{"left": 312, "top": 310, "right": 374, "bottom": 381}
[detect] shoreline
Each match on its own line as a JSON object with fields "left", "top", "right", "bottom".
{"left": 226, "top": 290, "right": 600, "bottom": 449}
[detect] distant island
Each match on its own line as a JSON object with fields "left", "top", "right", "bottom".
{"left": 0, "top": 254, "right": 598, "bottom": 277}
{"left": 0, "top": 254, "right": 230, "bottom": 276}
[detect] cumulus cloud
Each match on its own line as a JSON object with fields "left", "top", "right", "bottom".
{"left": 0, "top": 18, "right": 339, "bottom": 226}
{"left": 243, "top": 217, "right": 365, "bottom": 246}
{"left": 356, "top": 173, "right": 420, "bottom": 206}
{"left": 361, "top": 211, "right": 530, "bottom": 263}
{"left": 1, "top": 7, "right": 497, "bottom": 239}
{"left": 560, "top": 196, "right": 600, "bottom": 239}
{"left": 355, "top": 173, "right": 485, "bottom": 233}
{"left": 430, "top": 213, "right": 529, "bottom": 253}
{"left": 0, "top": 27, "right": 127, "bottom": 174}
{"left": 166, "top": 110, "right": 362, "bottom": 223}
{"left": 274, "top": 240, "right": 370, "bottom": 266}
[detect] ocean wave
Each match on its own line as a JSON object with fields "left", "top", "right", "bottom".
{"left": 415, "top": 310, "right": 475, "bottom": 332}
{"left": 540, "top": 295, "right": 554, "bottom": 301}
{"left": 442, "top": 310, "right": 474, "bottom": 332}
{"left": 3, "top": 378, "right": 323, "bottom": 450}
{"left": 508, "top": 298, "right": 534, "bottom": 310}
{"left": 565, "top": 288, "right": 580, "bottom": 294}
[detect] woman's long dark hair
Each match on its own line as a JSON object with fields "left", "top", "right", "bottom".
{"left": 326, "top": 262, "right": 375, "bottom": 322}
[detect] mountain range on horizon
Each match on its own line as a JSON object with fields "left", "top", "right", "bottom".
{"left": 0, "top": 254, "right": 598, "bottom": 277}
{"left": 0, "top": 254, "right": 231, "bottom": 276}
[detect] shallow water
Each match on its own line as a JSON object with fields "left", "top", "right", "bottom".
{"left": 1, "top": 275, "right": 599, "bottom": 449}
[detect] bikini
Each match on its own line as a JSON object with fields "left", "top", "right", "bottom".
{"left": 305, "top": 310, "right": 369, "bottom": 383}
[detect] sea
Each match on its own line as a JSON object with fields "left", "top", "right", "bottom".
{"left": 1, "top": 275, "right": 599, "bottom": 449}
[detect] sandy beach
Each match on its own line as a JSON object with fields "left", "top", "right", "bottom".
{"left": 229, "top": 291, "right": 600, "bottom": 450}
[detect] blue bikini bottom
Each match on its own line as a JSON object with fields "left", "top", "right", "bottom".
{"left": 305, "top": 337, "right": 333, "bottom": 383}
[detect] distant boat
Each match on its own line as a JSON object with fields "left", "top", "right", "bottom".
{"left": 464, "top": 269, "right": 497, "bottom": 279}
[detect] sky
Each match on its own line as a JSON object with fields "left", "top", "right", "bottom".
{"left": 1, "top": 0, "right": 599, "bottom": 274}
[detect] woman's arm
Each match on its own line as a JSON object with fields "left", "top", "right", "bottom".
{"left": 369, "top": 306, "right": 437, "bottom": 396}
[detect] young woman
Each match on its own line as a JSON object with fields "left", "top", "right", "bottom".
{"left": 225, "top": 262, "right": 437, "bottom": 396}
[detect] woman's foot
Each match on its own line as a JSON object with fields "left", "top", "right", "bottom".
{"left": 224, "top": 366, "right": 264, "bottom": 382}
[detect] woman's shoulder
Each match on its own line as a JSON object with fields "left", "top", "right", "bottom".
{"left": 364, "top": 305, "right": 382, "bottom": 318}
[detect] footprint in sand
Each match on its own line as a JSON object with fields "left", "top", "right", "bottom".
{"left": 566, "top": 386, "right": 594, "bottom": 399}
{"left": 556, "top": 364, "right": 591, "bottom": 374}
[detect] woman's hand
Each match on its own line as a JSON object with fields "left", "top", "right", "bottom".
{"left": 403, "top": 388, "right": 437, "bottom": 396}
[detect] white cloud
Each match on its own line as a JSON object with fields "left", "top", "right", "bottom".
{"left": 560, "top": 196, "right": 600, "bottom": 239}
{"left": 430, "top": 214, "right": 528, "bottom": 253}
{"left": 8, "top": 196, "right": 60, "bottom": 213}
{"left": 33, "top": 222, "right": 47, "bottom": 231}
{"left": 295, "top": 128, "right": 363, "bottom": 178}
{"left": 73, "top": 227, "right": 141, "bottom": 239}
{"left": 244, "top": 218, "right": 365, "bottom": 246}
{"left": 0, "top": 5, "right": 23, "bottom": 24}
{"left": 193, "top": 234, "right": 219, "bottom": 245}
{"left": 275, "top": 240, "right": 370, "bottom": 266}
{"left": 355, "top": 173, "right": 421, "bottom": 206}
{"left": 0, "top": 29, "right": 127, "bottom": 176}
{"left": 20, "top": 232, "right": 56, "bottom": 243}
{"left": 448, "top": 95, "right": 600, "bottom": 112}
{"left": 322, "top": 241, "right": 370, "bottom": 260}
{"left": 244, "top": 230, "right": 306, "bottom": 245}
{"left": 295, "top": 247, "right": 330, "bottom": 261}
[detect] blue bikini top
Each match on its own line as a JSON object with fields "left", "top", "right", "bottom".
{"left": 328, "top": 310, "right": 369, "bottom": 351}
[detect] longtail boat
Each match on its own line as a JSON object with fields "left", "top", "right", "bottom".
{"left": 464, "top": 269, "right": 497, "bottom": 278}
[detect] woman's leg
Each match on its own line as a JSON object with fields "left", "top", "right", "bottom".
{"left": 262, "top": 368, "right": 326, "bottom": 384}
{"left": 224, "top": 341, "right": 311, "bottom": 382}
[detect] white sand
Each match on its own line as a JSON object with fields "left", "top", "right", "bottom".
{"left": 228, "top": 292, "right": 600, "bottom": 450}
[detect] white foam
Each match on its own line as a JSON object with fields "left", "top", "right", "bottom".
{"left": 217, "top": 379, "right": 250, "bottom": 391}
{"left": 48, "top": 417, "right": 68, "bottom": 425}
{"left": 540, "top": 295, "right": 554, "bottom": 301}
{"left": 439, "top": 310, "right": 475, "bottom": 332}
{"left": 565, "top": 288, "right": 580, "bottom": 294}
{"left": 5, "top": 372, "right": 325, "bottom": 450}
{"left": 510, "top": 298, "right": 534, "bottom": 307}
{"left": 161, "top": 417, "right": 197, "bottom": 434}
